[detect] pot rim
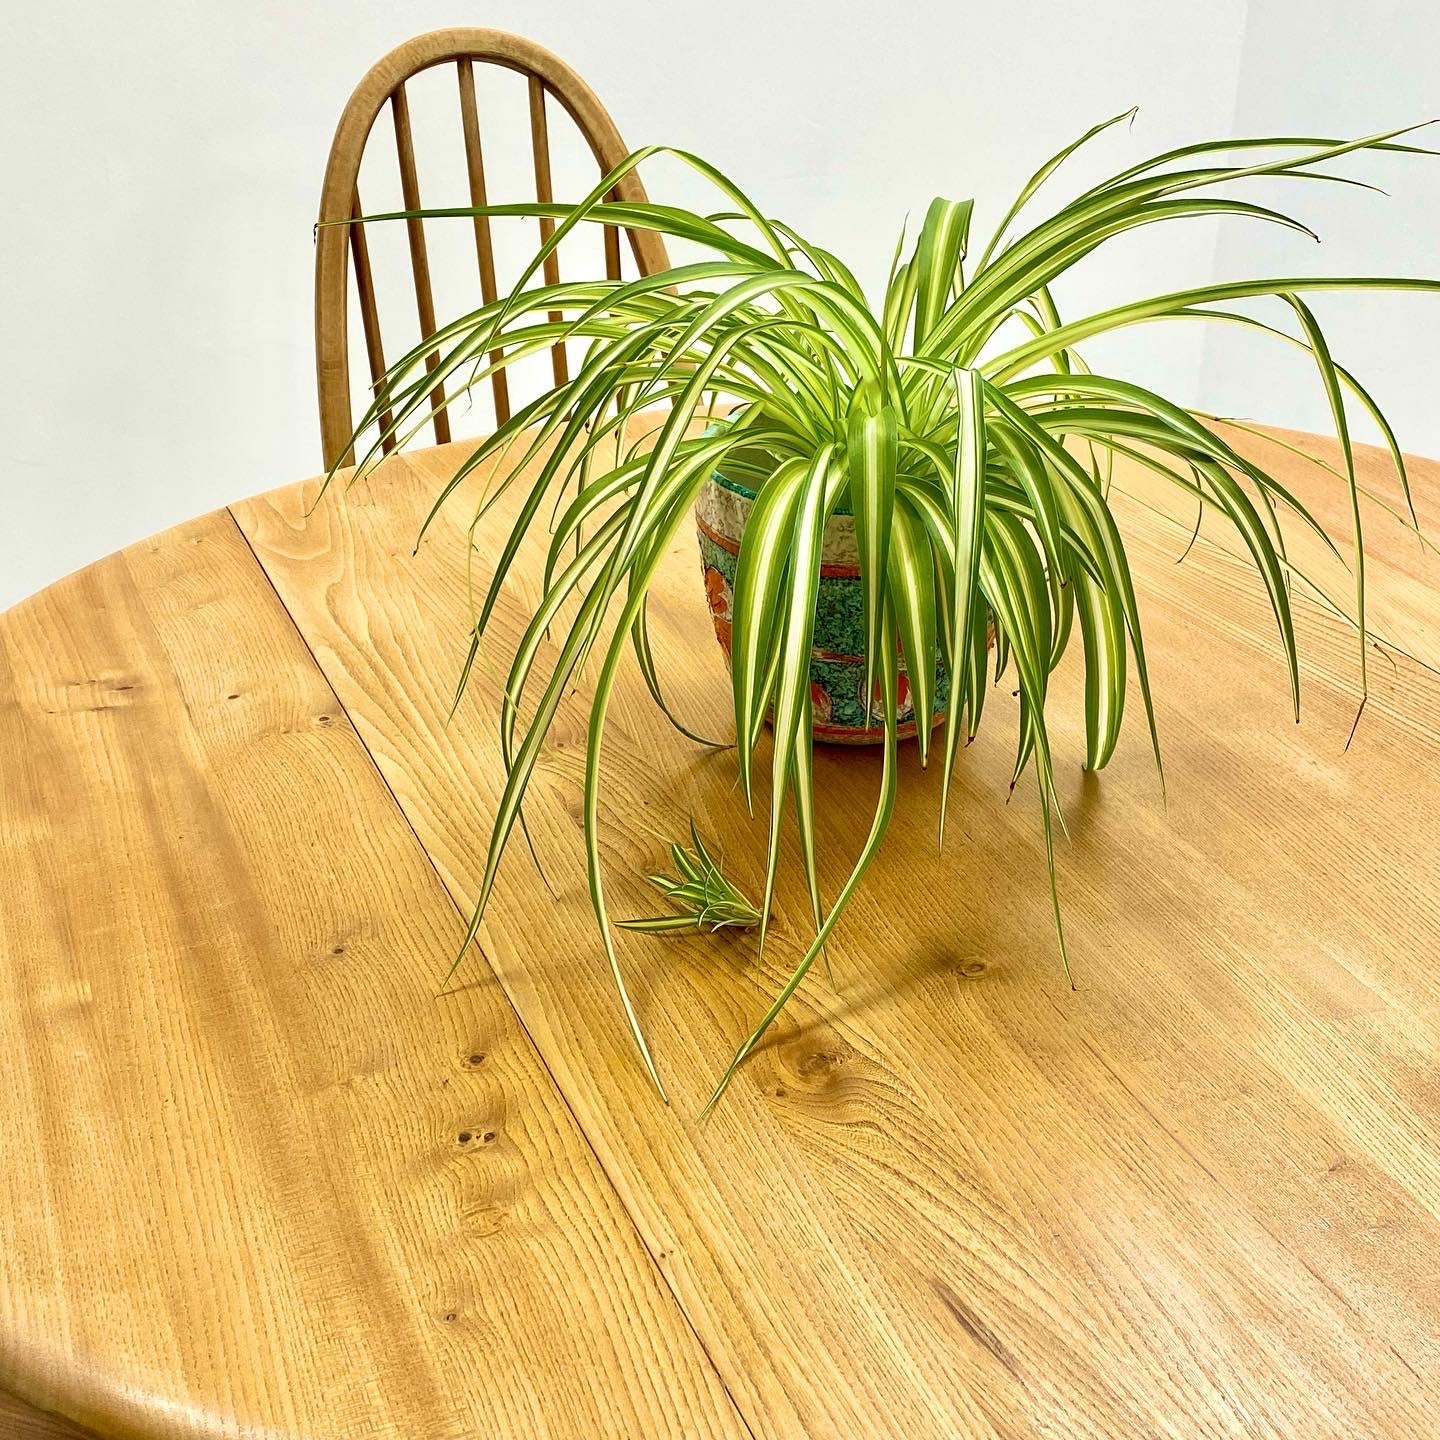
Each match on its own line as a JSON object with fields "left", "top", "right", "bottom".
{"left": 702, "top": 414, "right": 856, "bottom": 516}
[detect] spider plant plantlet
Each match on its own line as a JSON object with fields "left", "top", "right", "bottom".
{"left": 334, "top": 112, "right": 1440, "bottom": 1111}
{"left": 618, "top": 821, "right": 763, "bottom": 934}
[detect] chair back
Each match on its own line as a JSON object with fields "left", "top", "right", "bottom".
{"left": 316, "top": 28, "right": 670, "bottom": 468}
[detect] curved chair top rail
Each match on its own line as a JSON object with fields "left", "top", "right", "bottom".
{"left": 316, "top": 28, "right": 671, "bottom": 469}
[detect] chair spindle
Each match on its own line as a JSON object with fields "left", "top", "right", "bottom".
{"left": 348, "top": 188, "right": 396, "bottom": 454}
{"left": 456, "top": 59, "right": 511, "bottom": 426}
{"left": 391, "top": 82, "right": 452, "bottom": 444}
{"left": 527, "top": 76, "right": 569, "bottom": 386}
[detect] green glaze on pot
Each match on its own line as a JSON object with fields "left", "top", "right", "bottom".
{"left": 695, "top": 465, "right": 951, "bottom": 745}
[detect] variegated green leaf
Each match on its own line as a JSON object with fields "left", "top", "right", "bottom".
{"left": 847, "top": 381, "right": 899, "bottom": 707}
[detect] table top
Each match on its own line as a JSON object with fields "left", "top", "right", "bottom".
{"left": 4, "top": 415, "right": 1440, "bottom": 1439}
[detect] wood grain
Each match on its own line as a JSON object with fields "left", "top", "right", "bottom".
{"left": 0, "top": 512, "right": 744, "bottom": 1438}
{"left": 234, "top": 418, "right": 1440, "bottom": 1438}
{"left": 0, "top": 1384, "right": 100, "bottom": 1439}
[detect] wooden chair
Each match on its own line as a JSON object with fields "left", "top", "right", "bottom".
{"left": 315, "top": 29, "right": 671, "bottom": 469}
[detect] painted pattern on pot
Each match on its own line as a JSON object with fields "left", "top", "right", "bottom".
{"left": 695, "top": 469, "right": 951, "bottom": 745}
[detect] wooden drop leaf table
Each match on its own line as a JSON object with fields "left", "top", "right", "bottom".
{"left": 3, "top": 419, "right": 1440, "bottom": 1438}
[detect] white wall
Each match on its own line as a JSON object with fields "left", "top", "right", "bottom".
{"left": 1197, "top": 0, "right": 1440, "bottom": 447}
{"left": 2, "top": 1, "right": 1433, "bottom": 611}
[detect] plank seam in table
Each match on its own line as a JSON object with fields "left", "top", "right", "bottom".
{"left": 228, "top": 505, "right": 760, "bottom": 1439}
{"left": 235, "top": 456, "right": 1410, "bottom": 1404}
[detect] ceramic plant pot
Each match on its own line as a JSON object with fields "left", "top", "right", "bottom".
{"left": 695, "top": 464, "right": 952, "bottom": 745}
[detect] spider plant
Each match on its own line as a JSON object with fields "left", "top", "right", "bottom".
{"left": 336, "top": 114, "right": 1438, "bottom": 1110}
{"left": 618, "top": 821, "right": 763, "bottom": 934}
